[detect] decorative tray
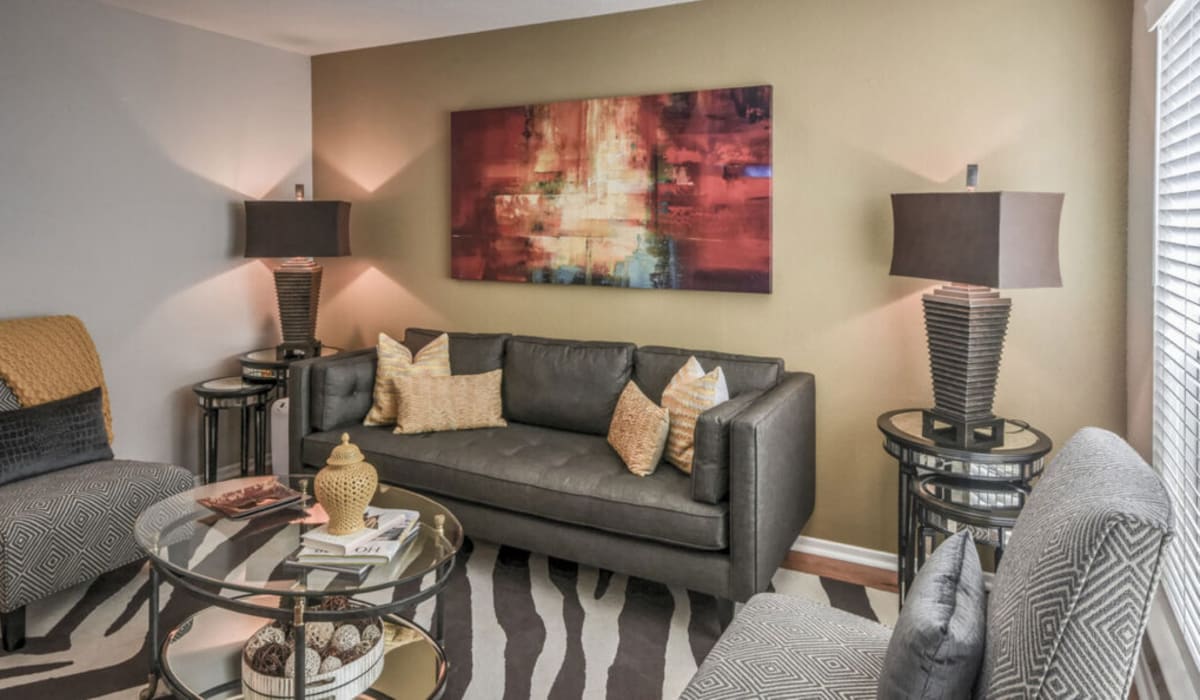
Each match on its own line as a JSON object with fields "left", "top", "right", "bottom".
{"left": 197, "top": 480, "right": 304, "bottom": 520}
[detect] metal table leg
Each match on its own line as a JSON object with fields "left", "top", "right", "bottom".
{"left": 255, "top": 402, "right": 268, "bottom": 475}
{"left": 240, "top": 406, "right": 251, "bottom": 477}
{"left": 139, "top": 566, "right": 161, "bottom": 700}
{"left": 202, "top": 404, "right": 219, "bottom": 484}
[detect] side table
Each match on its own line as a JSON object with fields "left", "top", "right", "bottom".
{"left": 239, "top": 346, "right": 342, "bottom": 395}
{"left": 878, "top": 408, "right": 1051, "bottom": 601}
{"left": 193, "top": 377, "right": 274, "bottom": 483}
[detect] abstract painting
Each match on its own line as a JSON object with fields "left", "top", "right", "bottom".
{"left": 450, "top": 85, "right": 772, "bottom": 293}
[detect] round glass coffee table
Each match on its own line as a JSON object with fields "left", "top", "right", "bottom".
{"left": 134, "top": 475, "right": 463, "bottom": 700}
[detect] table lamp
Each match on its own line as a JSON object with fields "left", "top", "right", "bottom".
{"left": 890, "top": 168, "right": 1063, "bottom": 448}
{"left": 244, "top": 186, "right": 351, "bottom": 359}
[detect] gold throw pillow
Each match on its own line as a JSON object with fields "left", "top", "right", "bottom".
{"left": 661, "top": 356, "right": 729, "bottom": 474}
{"left": 393, "top": 370, "right": 507, "bottom": 434}
{"left": 607, "top": 381, "right": 671, "bottom": 476}
{"left": 363, "top": 332, "right": 451, "bottom": 426}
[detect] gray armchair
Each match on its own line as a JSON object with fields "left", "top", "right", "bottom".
{"left": 683, "top": 427, "right": 1174, "bottom": 699}
{"left": 0, "top": 315, "right": 194, "bottom": 651}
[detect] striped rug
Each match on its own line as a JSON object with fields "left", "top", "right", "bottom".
{"left": 0, "top": 539, "right": 897, "bottom": 699}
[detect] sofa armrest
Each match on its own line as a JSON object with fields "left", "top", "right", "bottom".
{"left": 692, "top": 390, "right": 765, "bottom": 504}
{"left": 288, "top": 348, "right": 376, "bottom": 471}
{"left": 728, "top": 371, "right": 816, "bottom": 601}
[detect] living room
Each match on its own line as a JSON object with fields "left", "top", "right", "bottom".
{"left": 0, "top": 0, "right": 1189, "bottom": 698}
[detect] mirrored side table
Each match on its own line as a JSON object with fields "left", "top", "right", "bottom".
{"left": 193, "top": 377, "right": 274, "bottom": 483}
{"left": 239, "top": 346, "right": 342, "bottom": 395}
{"left": 878, "top": 408, "right": 1052, "bottom": 601}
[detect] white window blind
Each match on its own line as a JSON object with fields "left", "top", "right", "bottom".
{"left": 1156, "top": 0, "right": 1200, "bottom": 667}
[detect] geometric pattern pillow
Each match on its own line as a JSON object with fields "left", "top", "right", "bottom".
{"left": 607, "top": 381, "right": 670, "bottom": 476}
{"left": 0, "top": 379, "right": 19, "bottom": 412}
{"left": 363, "top": 332, "right": 450, "bottom": 426}
{"left": 662, "top": 357, "right": 729, "bottom": 474}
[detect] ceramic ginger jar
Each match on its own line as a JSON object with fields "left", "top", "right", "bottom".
{"left": 314, "top": 433, "right": 378, "bottom": 535}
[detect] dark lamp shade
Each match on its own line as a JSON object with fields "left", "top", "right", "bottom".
{"left": 889, "top": 192, "right": 1063, "bottom": 289}
{"left": 244, "top": 200, "right": 352, "bottom": 258}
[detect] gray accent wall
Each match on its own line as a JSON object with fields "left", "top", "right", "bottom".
{"left": 0, "top": 0, "right": 312, "bottom": 466}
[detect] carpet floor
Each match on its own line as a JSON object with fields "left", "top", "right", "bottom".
{"left": 0, "top": 539, "right": 897, "bottom": 699}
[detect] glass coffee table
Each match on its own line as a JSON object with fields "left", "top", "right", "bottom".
{"left": 134, "top": 475, "right": 463, "bottom": 699}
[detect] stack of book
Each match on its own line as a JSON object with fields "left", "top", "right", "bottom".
{"left": 286, "top": 506, "right": 421, "bottom": 577}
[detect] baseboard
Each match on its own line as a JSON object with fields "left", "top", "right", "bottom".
{"left": 789, "top": 535, "right": 995, "bottom": 588}
{"left": 791, "top": 535, "right": 897, "bottom": 572}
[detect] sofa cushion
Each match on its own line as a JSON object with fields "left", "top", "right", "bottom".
{"left": 302, "top": 423, "right": 727, "bottom": 550}
{"left": 502, "top": 336, "right": 635, "bottom": 436}
{"left": 0, "top": 459, "right": 195, "bottom": 611}
{"left": 607, "top": 381, "right": 670, "bottom": 476}
{"left": 979, "top": 428, "right": 1174, "bottom": 697}
{"left": 0, "top": 388, "right": 113, "bottom": 487}
{"left": 311, "top": 349, "right": 377, "bottom": 431}
{"left": 681, "top": 593, "right": 890, "bottom": 700}
{"left": 634, "top": 346, "right": 783, "bottom": 403}
{"left": 878, "top": 530, "right": 986, "bottom": 699}
{"left": 404, "top": 328, "right": 510, "bottom": 375}
{"left": 663, "top": 358, "right": 729, "bottom": 474}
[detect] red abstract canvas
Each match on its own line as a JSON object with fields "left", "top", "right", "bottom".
{"left": 450, "top": 85, "right": 772, "bottom": 293}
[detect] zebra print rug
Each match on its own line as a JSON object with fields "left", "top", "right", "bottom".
{"left": 0, "top": 538, "right": 897, "bottom": 699}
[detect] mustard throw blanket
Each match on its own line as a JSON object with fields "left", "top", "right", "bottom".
{"left": 0, "top": 315, "right": 113, "bottom": 442}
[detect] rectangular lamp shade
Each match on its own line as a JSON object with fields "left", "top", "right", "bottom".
{"left": 244, "top": 201, "right": 352, "bottom": 258}
{"left": 889, "top": 192, "right": 1063, "bottom": 289}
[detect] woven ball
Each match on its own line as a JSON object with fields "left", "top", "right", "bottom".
{"left": 330, "top": 624, "right": 361, "bottom": 653}
{"left": 361, "top": 623, "right": 381, "bottom": 646}
{"left": 304, "top": 622, "right": 335, "bottom": 652}
{"left": 244, "top": 625, "right": 286, "bottom": 661}
{"left": 282, "top": 647, "right": 321, "bottom": 679}
{"left": 250, "top": 642, "right": 290, "bottom": 676}
{"left": 319, "top": 655, "right": 344, "bottom": 674}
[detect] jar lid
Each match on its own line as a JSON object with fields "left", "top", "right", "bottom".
{"left": 326, "top": 433, "right": 365, "bottom": 467}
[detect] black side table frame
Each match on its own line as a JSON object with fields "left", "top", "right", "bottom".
{"left": 878, "top": 409, "right": 1051, "bottom": 602}
{"left": 193, "top": 377, "right": 274, "bottom": 483}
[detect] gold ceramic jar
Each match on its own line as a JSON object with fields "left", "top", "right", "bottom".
{"left": 315, "top": 433, "right": 379, "bottom": 535}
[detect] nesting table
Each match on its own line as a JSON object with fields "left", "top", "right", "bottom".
{"left": 878, "top": 408, "right": 1052, "bottom": 601}
{"left": 192, "top": 377, "right": 274, "bottom": 484}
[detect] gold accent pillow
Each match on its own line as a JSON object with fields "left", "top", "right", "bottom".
{"left": 363, "top": 332, "right": 451, "bottom": 426}
{"left": 607, "top": 381, "right": 671, "bottom": 476}
{"left": 662, "top": 356, "right": 729, "bottom": 474}
{"left": 393, "top": 370, "right": 507, "bottom": 434}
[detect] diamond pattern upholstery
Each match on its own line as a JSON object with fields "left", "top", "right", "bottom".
{"left": 682, "top": 428, "right": 1174, "bottom": 699}
{"left": 681, "top": 593, "right": 889, "bottom": 700}
{"left": 0, "top": 459, "right": 195, "bottom": 612}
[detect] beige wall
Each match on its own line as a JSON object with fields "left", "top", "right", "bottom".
{"left": 0, "top": 0, "right": 311, "bottom": 465}
{"left": 312, "top": 0, "right": 1132, "bottom": 552}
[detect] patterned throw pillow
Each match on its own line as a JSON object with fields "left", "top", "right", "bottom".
{"left": 661, "top": 356, "right": 729, "bottom": 474}
{"left": 393, "top": 370, "right": 507, "bottom": 434}
{"left": 363, "top": 332, "right": 451, "bottom": 426}
{"left": 607, "top": 381, "right": 671, "bottom": 476}
{"left": 0, "top": 378, "right": 20, "bottom": 412}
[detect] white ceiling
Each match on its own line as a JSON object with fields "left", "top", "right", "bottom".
{"left": 101, "top": 0, "right": 697, "bottom": 56}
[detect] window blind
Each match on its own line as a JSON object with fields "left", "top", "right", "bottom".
{"left": 1156, "top": 0, "right": 1200, "bottom": 667}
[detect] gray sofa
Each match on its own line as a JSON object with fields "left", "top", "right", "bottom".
{"left": 289, "top": 328, "right": 815, "bottom": 604}
{"left": 681, "top": 427, "right": 1174, "bottom": 699}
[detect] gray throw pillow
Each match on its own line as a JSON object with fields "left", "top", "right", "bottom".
{"left": 878, "top": 529, "right": 987, "bottom": 699}
{"left": 0, "top": 387, "right": 113, "bottom": 486}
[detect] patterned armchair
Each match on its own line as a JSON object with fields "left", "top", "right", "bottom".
{"left": 0, "top": 316, "right": 194, "bottom": 651}
{"left": 682, "top": 427, "right": 1174, "bottom": 699}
